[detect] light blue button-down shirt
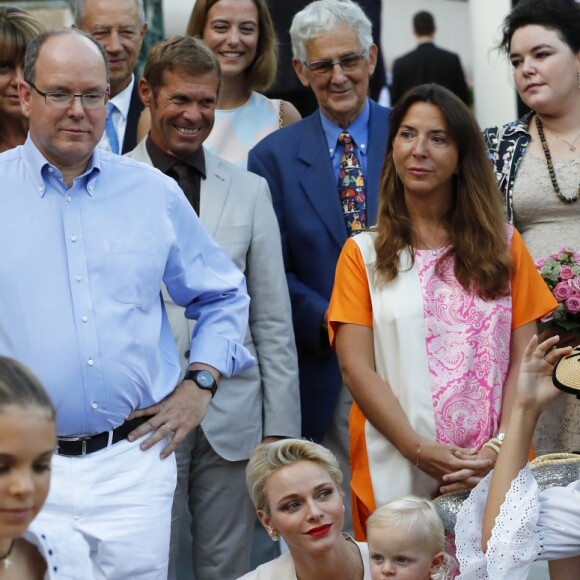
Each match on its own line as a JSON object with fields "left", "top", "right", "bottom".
{"left": 0, "top": 138, "right": 254, "bottom": 435}
{"left": 320, "top": 98, "right": 371, "bottom": 179}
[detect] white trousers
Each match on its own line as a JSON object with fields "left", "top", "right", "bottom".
{"left": 36, "top": 436, "right": 177, "bottom": 580}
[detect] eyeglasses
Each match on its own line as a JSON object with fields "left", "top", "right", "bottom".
{"left": 28, "top": 82, "right": 109, "bottom": 110}
{"left": 303, "top": 51, "right": 367, "bottom": 75}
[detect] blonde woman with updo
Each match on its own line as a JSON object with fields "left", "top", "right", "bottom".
{"left": 240, "top": 439, "right": 371, "bottom": 580}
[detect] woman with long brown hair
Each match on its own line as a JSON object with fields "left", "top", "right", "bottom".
{"left": 328, "top": 83, "right": 556, "bottom": 538}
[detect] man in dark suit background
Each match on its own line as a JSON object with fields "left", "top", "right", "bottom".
{"left": 74, "top": 0, "right": 147, "bottom": 154}
{"left": 390, "top": 10, "right": 470, "bottom": 105}
{"left": 265, "top": 0, "right": 318, "bottom": 118}
{"left": 249, "top": 0, "right": 390, "bottom": 533}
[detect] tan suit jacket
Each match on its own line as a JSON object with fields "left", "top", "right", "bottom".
{"left": 127, "top": 140, "right": 300, "bottom": 460}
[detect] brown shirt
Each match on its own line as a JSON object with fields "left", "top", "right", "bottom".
{"left": 146, "top": 136, "right": 206, "bottom": 215}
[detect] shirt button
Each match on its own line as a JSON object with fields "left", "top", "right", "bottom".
{"left": 71, "top": 235, "right": 77, "bottom": 242}
{"left": 66, "top": 195, "right": 72, "bottom": 202}
{"left": 81, "top": 315, "right": 88, "bottom": 322}
{"left": 48, "top": 167, "right": 54, "bottom": 173}
{"left": 38, "top": 186, "right": 44, "bottom": 192}
{"left": 87, "top": 358, "right": 94, "bottom": 366}
{"left": 91, "top": 402, "right": 98, "bottom": 409}
{"left": 75, "top": 275, "right": 82, "bottom": 282}
{"left": 88, "top": 186, "right": 93, "bottom": 193}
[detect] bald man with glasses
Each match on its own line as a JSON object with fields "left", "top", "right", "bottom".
{"left": 0, "top": 28, "right": 253, "bottom": 579}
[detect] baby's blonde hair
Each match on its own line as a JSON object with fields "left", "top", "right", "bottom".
{"left": 367, "top": 496, "right": 456, "bottom": 579}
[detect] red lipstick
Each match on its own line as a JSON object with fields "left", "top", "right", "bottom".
{"left": 307, "top": 523, "right": 332, "bottom": 537}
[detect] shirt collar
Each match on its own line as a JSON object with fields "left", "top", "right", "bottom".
{"left": 109, "top": 74, "right": 134, "bottom": 120}
{"left": 145, "top": 136, "right": 206, "bottom": 178}
{"left": 22, "top": 135, "right": 101, "bottom": 197}
{"left": 320, "top": 98, "right": 371, "bottom": 157}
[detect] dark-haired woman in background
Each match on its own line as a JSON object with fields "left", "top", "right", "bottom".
{"left": 0, "top": 7, "right": 43, "bottom": 152}
{"left": 484, "top": 0, "right": 580, "bottom": 459}
{"left": 328, "top": 84, "right": 556, "bottom": 537}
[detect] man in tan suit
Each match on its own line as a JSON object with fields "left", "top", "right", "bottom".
{"left": 126, "top": 36, "right": 300, "bottom": 580}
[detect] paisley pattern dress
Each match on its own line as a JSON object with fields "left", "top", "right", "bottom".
{"left": 328, "top": 228, "right": 556, "bottom": 531}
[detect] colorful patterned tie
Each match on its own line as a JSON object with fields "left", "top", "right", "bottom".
{"left": 338, "top": 132, "right": 366, "bottom": 236}
{"left": 105, "top": 101, "right": 120, "bottom": 154}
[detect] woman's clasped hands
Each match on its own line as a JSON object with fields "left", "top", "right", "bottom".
{"left": 415, "top": 439, "right": 494, "bottom": 494}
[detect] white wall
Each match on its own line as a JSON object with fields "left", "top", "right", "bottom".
{"left": 382, "top": 0, "right": 517, "bottom": 127}
{"left": 162, "top": 0, "right": 195, "bottom": 36}
{"left": 468, "top": 0, "right": 517, "bottom": 127}
{"left": 382, "top": 0, "right": 473, "bottom": 79}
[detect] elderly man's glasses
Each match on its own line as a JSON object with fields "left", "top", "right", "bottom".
{"left": 304, "top": 51, "right": 367, "bottom": 75}
{"left": 29, "top": 82, "right": 109, "bottom": 110}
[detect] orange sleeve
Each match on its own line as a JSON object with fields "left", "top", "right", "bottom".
{"left": 510, "top": 228, "right": 558, "bottom": 329}
{"left": 328, "top": 238, "right": 373, "bottom": 349}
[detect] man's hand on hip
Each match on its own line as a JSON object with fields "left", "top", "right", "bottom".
{"left": 127, "top": 365, "right": 219, "bottom": 459}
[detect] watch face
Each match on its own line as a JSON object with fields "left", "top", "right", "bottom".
{"left": 195, "top": 371, "right": 214, "bottom": 387}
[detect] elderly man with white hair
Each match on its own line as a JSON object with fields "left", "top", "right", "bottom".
{"left": 248, "top": 0, "right": 391, "bottom": 534}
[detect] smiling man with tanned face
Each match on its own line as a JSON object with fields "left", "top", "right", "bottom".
{"left": 126, "top": 36, "right": 300, "bottom": 580}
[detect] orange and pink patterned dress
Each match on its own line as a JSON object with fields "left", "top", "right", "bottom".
{"left": 328, "top": 226, "right": 556, "bottom": 538}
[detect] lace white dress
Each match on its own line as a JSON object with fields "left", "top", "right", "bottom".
{"left": 455, "top": 467, "right": 580, "bottom": 579}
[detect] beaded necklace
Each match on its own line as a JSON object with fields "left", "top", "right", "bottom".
{"left": 535, "top": 115, "right": 579, "bottom": 203}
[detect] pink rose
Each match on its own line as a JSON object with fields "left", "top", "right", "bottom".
{"left": 535, "top": 257, "right": 547, "bottom": 268}
{"left": 553, "top": 281, "right": 574, "bottom": 301}
{"left": 573, "top": 277, "right": 580, "bottom": 292}
{"left": 566, "top": 296, "right": 580, "bottom": 315}
{"left": 560, "top": 265, "right": 574, "bottom": 280}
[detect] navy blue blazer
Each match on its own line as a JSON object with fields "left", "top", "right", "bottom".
{"left": 120, "top": 79, "right": 144, "bottom": 155}
{"left": 248, "top": 100, "right": 391, "bottom": 441}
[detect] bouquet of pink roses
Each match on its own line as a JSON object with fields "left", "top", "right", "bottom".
{"left": 536, "top": 247, "right": 580, "bottom": 331}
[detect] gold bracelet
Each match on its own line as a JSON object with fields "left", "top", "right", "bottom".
{"left": 415, "top": 440, "right": 424, "bottom": 468}
{"left": 483, "top": 440, "right": 501, "bottom": 455}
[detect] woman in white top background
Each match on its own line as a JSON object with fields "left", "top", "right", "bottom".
{"left": 187, "top": 0, "right": 301, "bottom": 167}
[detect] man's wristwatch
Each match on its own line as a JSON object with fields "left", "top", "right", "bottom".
{"left": 184, "top": 369, "right": 218, "bottom": 398}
